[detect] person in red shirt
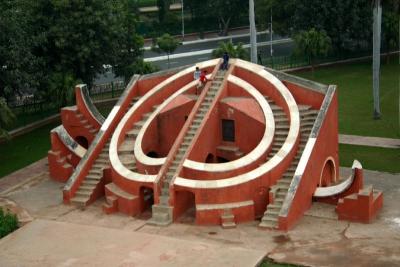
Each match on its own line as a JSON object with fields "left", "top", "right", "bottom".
{"left": 196, "top": 70, "right": 212, "bottom": 94}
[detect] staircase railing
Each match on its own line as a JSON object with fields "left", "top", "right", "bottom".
{"left": 153, "top": 60, "right": 222, "bottom": 205}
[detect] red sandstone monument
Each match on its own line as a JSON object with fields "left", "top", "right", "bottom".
{"left": 48, "top": 59, "right": 383, "bottom": 230}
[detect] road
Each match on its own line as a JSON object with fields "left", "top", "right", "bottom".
{"left": 147, "top": 41, "right": 294, "bottom": 70}
{"left": 94, "top": 32, "right": 295, "bottom": 84}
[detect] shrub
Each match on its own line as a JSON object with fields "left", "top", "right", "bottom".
{"left": 0, "top": 207, "right": 19, "bottom": 238}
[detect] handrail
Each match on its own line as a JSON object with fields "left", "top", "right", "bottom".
{"left": 75, "top": 84, "right": 105, "bottom": 125}
{"left": 153, "top": 59, "right": 222, "bottom": 203}
{"left": 63, "top": 75, "right": 141, "bottom": 202}
{"left": 313, "top": 160, "right": 361, "bottom": 197}
{"left": 51, "top": 125, "right": 86, "bottom": 158}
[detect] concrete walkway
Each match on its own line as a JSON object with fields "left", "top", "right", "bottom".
{"left": 0, "top": 219, "right": 264, "bottom": 267}
{"left": 339, "top": 134, "right": 400, "bottom": 149}
{"left": 0, "top": 163, "right": 399, "bottom": 266}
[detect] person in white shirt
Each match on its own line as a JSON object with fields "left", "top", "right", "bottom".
{"left": 193, "top": 66, "right": 201, "bottom": 80}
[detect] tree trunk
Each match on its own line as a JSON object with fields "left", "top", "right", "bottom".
{"left": 220, "top": 17, "right": 231, "bottom": 36}
{"left": 372, "top": 0, "right": 382, "bottom": 119}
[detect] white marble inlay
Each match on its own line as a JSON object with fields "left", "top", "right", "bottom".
{"left": 182, "top": 74, "right": 274, "bottom": 172}
{"left": 196, "top": 200, "right": 254, "bottom": 211}
{"left": 174, "top": 59, "right": 300, "bottom": 189}
{"left": 101, "top": 106, "right": 120, "bottom": 131}
{"left": 110, "top": 59, "right": 219, "bottom": 182}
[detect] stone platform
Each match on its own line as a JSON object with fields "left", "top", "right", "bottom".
{"left": 0, "top": 166, "right": 399, "bottom": 266}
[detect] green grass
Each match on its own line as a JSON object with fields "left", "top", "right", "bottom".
{"left": 339, "top": 144, "right": 400, "bottom": 173}
{"left": 0, "top": 208, "right": 19, "bottom": 238}
{"left": 0, "top": 122, "right": 59, "bottom": 178}
{"left": 295, "top": 60, "right": 400, "bottom": 138}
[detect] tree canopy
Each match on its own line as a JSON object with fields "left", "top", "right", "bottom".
{"left": 0, "top": 0, "right": 151, "bottom": 107}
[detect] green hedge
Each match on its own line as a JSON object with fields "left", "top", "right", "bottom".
{"left": 0, "top": 208, "right": 19, "bottom": 238}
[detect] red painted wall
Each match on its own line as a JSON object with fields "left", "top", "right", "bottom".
{"left": 278, "top": 89, "right": 339, "bottom": 230}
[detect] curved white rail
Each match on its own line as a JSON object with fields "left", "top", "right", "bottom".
{"left": 174, "top": 59, "right": 300, "bottom": 189}
{"left": 313, "top": 160, "right": 361, "bottom": 197}
{"left": 109, "top": 59, "right": 219, "bottom": 182}
{"left": 52, "top": 125, "right": 87, "bottom": 158}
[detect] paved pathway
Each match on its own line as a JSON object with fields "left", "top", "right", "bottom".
{"left": 339, "top": 134, "right": 400, "bottom": 149}
{"left": 0, "top": 219, "right": 264, "bottom": 267}
{"left": 0, "top": 167, "right": 399, "bottom": 267}
{"left": 0, "top": 158, "right": 47, "bottom": 195}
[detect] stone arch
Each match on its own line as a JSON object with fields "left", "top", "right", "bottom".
{"left": 319, "top": 157, "right": 337, "bottom": 187}
{"left": 75, "top": 136, "right": 89, "bottom": 149}
{"left": 205, "top": 153, "right": 214, "bottom": 163}
{"left": 174, "top": 190, "right": 196, "bottom": 224}
{"left": 146, "top": 151, "right": 159, "bottom": 158}
{"left": 139, "top": 186, "right": 154, "bottom": 214}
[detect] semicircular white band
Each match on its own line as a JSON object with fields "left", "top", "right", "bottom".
{"left": 109, "top": 59, "right": 219, "bottom": 182}
{"left": 52, "top": 125, "right": 87, "bottom": 158}
{"left": 134, "top": 79, "right": 199, "bottom": 166}
{"left": 182, "top": 74, "right": 274, "bottom": 172}
{"left": 313, "top": 160, "right": 362, "bottom": 197}
{"left": 135, "top": 73, "right": 274, "bottom": 171}
{"left": 174, "top": 59, "right": 300, "bottom": 189}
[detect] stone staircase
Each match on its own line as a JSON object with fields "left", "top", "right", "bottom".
{"left": 260, "top": 102, "right": 319, "bottom": 229}
{"left": 71, "top": 96, "right": 141, "bottom": 209}
{"left": 118, "top": 103, "right": 156, "bottom": 172}
{"left": 71, "top": 140, "right": 110, "bottom": 208}
{"left": 75, "top": 110, "right": 98, "bottom": 135}
{"left": 221, "top": 208, "right": 236, "bottom": 229}
{"left": 149, "top": 70, "right": 226, "bottom": 225}
{"left": 264, "top": 96, "right": 289, "bottom": 161}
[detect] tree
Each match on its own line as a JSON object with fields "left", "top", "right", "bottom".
{"left": 209, "top": 0, "right": 248, "bottom": 36}
{"left": 0, "top": 97, "right": 16, "bottom": 138}
{"left": 0, "top": 0, "right": 42, "bottom": 101}
{"left": 157, "top": 0, "right": 171, "bottom": 24}
{"left": 255, "top": 0, "right": 296, "bottom": 36}
{"left": 292, "top": 0, "right": 372, "bottom": 53}
{"left": 112, "top": 0, "right": 154, "bottom": 83}
{"left": 382, "top": 11, "right": 399, "bottom": 63}
{"left": 212, "top": 41, "right": 249, "bottom": 60}
{"left": 152, "top": 34, "right": 180, "bottom": 69}
{"left": 294, "top": 28, "right": 331, "bottom": 74}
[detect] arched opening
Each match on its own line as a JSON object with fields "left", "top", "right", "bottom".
{"left": 75, "top": 136, "right": 88, "bottom": 149}
{"left": 175, "top": 190, "right": 196, "bottom": 224}
{"left": 139, "top": 186, "right": 154, "bottom": 219}
{"left": 253, "top": 187, "right": 269, "bottom": 219}
{"left": 216, "top": 156, "right": 229, "bottom": 163}
{"left": 205, "top": 153, "right": 214, "bottom": 163}
{"left": 319, "top": 159, "right": 336, "bottom": 187}
{"left": 146, "top": 151, "right": 159, "bottom": 158}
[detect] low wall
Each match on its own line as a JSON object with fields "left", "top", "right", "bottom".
{"left": 0, "top": 98, "right": 119, "bottom": 144}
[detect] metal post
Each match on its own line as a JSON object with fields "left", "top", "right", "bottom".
{"left": 111, "top": 82, "right": 114, "bottom": 98}
{"left": 181, "top": 0, "right": 185, "bottom": 41}
{"left": 372, "top": 0, "right": 382, "bottom": 119}
{"left": 270, "top": 8, "right": 273, "bottom": 57}
{"left": 249, "top": 0, "right": 257, "bottom": 63}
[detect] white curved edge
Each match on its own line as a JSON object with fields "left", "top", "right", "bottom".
{"left": 134, "top": 80, "right": 198, "bottom": 166}
{"left": 109, "top": 59, "right": 219, "bottom": 182}
{"left": 182, "top": 74, "right": 274, "bottom": 172}
{"left": 313, "top": 159, "right": 362, "bottom": 197}
{"left": 174, "top": 60, "right": 300, "bottom": 189}
{"left": 76, "top": 84, "right": 106, "bottom": 124}
{"left": 51, "top": 125, "right": 87, "bottom": 158}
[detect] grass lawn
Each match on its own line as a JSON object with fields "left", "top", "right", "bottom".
{"left": 339, "top": 144, "right": 400, "bottom": 173}
{"left": 295, "top": 59, "right": 400, "bottom": 138}
{"left": 0, "top": 122, "right": 59, "bottom": 178}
